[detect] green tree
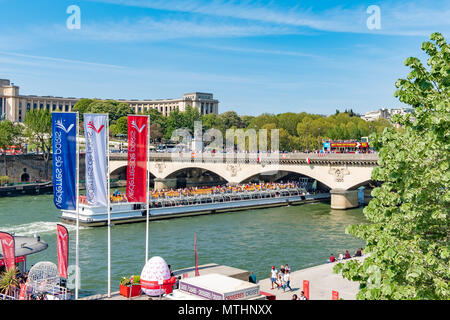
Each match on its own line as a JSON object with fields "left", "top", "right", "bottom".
{"left": 144, "top": 108, "right": 166, "bottom": 128}
{"left": 150, "top": 123, "right": 164, "bottom": 142}
{"left": 218, "top": 111, "right": 244, "bottom": 129}
{"left": 248, "top": 113, "right": 278, "bottom": 130}
{"left": 165, "top": 109, "right": 186, "bottom": 140}
{"left": 202, "top": 113, "right": 226, "bottom": 137}
{"left": 241, "top": 115, "right": 255, "bottom": 128}
{"left": 0, "top": 120, "right": 23, "bottom": 176}
{"left": 24, "top": 110, "right": 52, "bottom": 180}
{"left": 277, "top": 112, "right": 306, "bottom": 136}
{"left": 333, "top": 32, "right": 449, "bottom": 300}
{"left": 183, "top": 106, "right": 203, "bottom": 132}
{"left": 72, "top": 98, "right": 94, "bottom": 121}
{"left": 110, "top": 116, "right": 128, "bottom": 136}
{"left": 89, "top": 100, "right": 134, "bottom": 124}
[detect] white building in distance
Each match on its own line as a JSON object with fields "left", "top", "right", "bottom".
{"left": 361, "top": 107, "right": 414, "bottom": 122}
{"left": 0, "top": 79, "right": 219, "bottom": 122}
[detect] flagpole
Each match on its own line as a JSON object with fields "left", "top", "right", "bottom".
{"left": 146, "top": 115, "right": 150, "bottom": 263}
{"left": 107, "top": 114, "right": 111, "bottom": 298}
{"left": 75, "top": 112, "right": 80, "bottom": 300}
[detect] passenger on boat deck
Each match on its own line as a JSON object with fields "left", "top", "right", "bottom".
{"left": 149, "top": 181, "right": 304, "bottom": 199}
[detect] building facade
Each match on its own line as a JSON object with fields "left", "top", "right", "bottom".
{"left": 0, "top": 79, "right": 219, "bottom": 122}
{"left": 360, "top": 107, "right": 414, "bottom": 122}
{"left": 121, "top": 92, "right": 219, "bottom": 117}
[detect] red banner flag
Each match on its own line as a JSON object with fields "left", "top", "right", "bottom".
{"left": 195, "top": 233, "right": 199, "bottom": 276}
{"left": 303, "top": 280, "right": 310, "bottom": 300}
{"left": 332, "top": 290, "right": 339, "bottom": 300}
{"left": 0, "top": 232, "right": 15, "bottom": 270}
{"left": 57, "top": 224, "right": 69, "bottom": 279}
{"left": 126, "top": 115, "right": 149, "bottom": 203}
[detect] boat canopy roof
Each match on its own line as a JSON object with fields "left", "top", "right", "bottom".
{"left": 0, "top": 235, "right": 48, "bottom": 259}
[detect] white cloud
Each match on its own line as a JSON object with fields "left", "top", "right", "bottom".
{"left": 0, "top": 51, "right": 126, "bottom": 70}
{"left": 49, "top": 17, "right": 302, "bottom": 42}
{"left": 88, "top": 0, "right": 450, "bottom": 37}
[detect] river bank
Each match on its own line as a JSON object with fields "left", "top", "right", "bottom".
{"left": 0, "top": 192, "right": 367, "bottom": 297}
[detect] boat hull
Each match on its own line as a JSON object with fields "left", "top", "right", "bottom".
{"left": 60, "top": 193, "right": 331, "bottom": 227}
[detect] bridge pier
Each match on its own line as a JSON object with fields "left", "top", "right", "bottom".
{"left": 363, "top": 187, "right": 373, "bottom": 205}
{"left": 154, "top": 178, "right": 177, "bottom": 190}
{"left": 330, "top": 189, "right": 359, "bottom": 210}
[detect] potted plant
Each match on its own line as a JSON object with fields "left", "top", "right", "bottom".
{"left": 119, "top": 275, "right": 141, "bottom": 298}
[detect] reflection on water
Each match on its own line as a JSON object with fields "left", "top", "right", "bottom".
{"left": 0, "top": 194, "right": 367, "bottom": 297}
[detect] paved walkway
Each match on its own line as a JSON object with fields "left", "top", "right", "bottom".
{"left": 258, "top": 256, "right": 366, "bottom": 300}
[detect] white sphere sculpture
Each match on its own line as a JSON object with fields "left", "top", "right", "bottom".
{"left": 28, "top": 261, "right": 59, "bottom": 293}
{"left": 140, "top": 256, "right": 172, "bottom": 296}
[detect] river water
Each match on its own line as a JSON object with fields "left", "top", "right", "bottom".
{"left": 0, "top": 193, "right": 367, "bottom": 297}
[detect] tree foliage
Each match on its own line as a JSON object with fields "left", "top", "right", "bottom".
{"left": 73, "top": 96, "right": 391, "bottom": 149}
{"left": 0, "top": 120, "right": 23, "bottom": 150}
{"left": 24, "top": 109, "right": 52, "bottom": 179}
{"left": 0, "top": 120, "right": 23, "bottom": 176}
{"left": 333, "top": 32, "right": 449, "bottom": 300}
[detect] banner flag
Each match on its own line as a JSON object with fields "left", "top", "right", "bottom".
{"left": 52, "top": 112, "right": 77, "bottom": 210}
{"left": 303, "top": 280, "right": 310, "bottom": 300}
{"left": 57, "top": 224, "right": 69, "bottom": 279}
{"left": 126, "top": 115, "right": 148, "bottom": 203}
{"left": 84, "top": 114, "right": 108, "bottom": 207}
{"left": 0, "top": 232, "right": 15, "bottom": 270}
{"left": 332, "top": 290, "right": 339, "bottom": 300}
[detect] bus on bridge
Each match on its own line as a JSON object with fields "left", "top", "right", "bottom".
{"left": 322, "top": 137, "right": 372, "bottom": 154}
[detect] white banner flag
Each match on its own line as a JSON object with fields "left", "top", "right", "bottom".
{"left": 84, "top": 114, "right": 108, "bottom": 207}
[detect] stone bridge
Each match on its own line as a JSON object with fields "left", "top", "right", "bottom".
{"left": 1, "top": 152, "right": 378, "bottom": 209}
{"left": 109, "top": 152, "right": 379, "bottom": 209}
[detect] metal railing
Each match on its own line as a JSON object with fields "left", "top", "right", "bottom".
{"left": 149, "top": 187, "right": 307, "bottom": 208}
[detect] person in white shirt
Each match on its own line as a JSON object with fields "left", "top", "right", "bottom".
{"left": 270, "top": 266, "right": 278, "bottom": 290}
{"left": 283, "top": 270, "right": 292, "bottom": 292}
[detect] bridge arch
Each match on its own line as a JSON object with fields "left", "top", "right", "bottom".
{"left": 162, "top": 166, "right": 229, "bottom": 188}
{"left": 238, "top": 169, "right": 332, "bottom": 190}
{"left": 110, "top": 165, "right": 157, "bottom": 183}
{"left": 235, "top": 165, "right": 336, "bottom": 189}
{"left": 346, "top": 179, "right": 376, "bottom": 190}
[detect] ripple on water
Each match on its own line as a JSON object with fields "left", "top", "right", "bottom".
{"left": 1, "top": 196, "right": 367, "bottom": 296}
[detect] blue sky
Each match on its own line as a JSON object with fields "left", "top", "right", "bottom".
{"left": 1, "top": 0, "right": 449, "bottom": 116}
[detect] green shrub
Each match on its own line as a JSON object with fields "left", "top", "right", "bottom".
{"left": 0, "top": 176, "right": 10, "bottom": 185}
{"left": 132, "top": 275, "right": 140, "bottom": 284}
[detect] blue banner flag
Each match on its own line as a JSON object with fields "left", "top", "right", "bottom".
{"left": 52, "top": 112, "right": 77, "bottom": 210}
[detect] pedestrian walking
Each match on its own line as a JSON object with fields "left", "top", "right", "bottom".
{"left": 270, "top": 266, "right": 277, "bottom": 290}
{"left": 283, "top": 270, "right": 292, "bottom": 292}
